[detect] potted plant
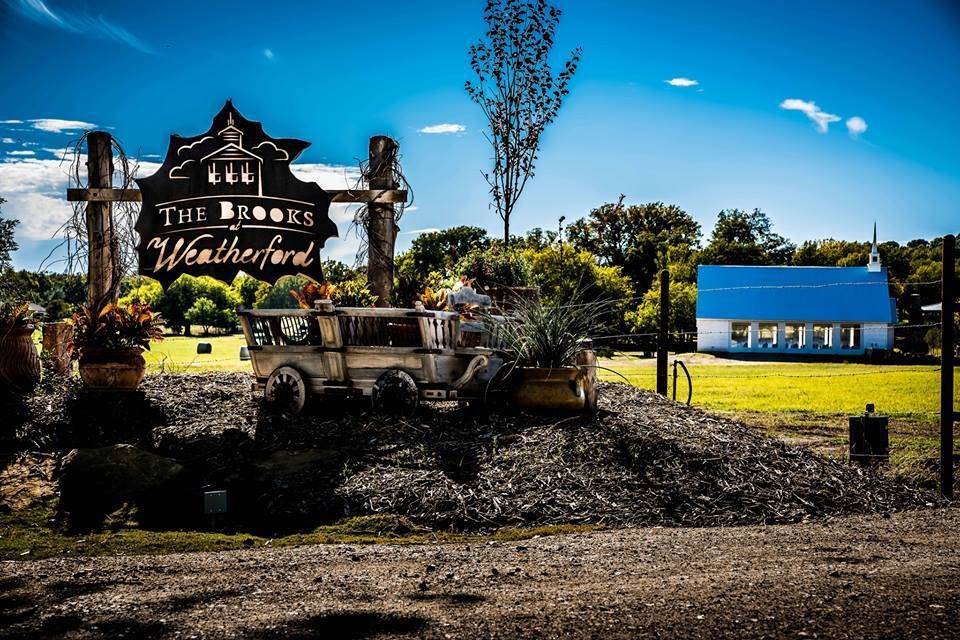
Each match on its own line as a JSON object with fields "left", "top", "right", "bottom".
{"left": 71, "top": 302, "right": 163, "bottom": 390}
{"left": 492, "top": 292, "right": 602, "bottom": 413}
{"left": 456, "top": 247, "right": 537, "bottom": 312}
{"left": 0, "top": 301, "right": 41, "bottom": 392}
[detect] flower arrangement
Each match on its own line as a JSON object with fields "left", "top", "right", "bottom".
{"left": 71, "top": 302, "right": 164, "bottom": 354}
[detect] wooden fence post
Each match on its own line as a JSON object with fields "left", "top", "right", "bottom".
{"left": 41, "top": 322, "right": 74, "bottom": 376}
{"left": 86, "top": 131, "right": 116, "bottom": 310}
{"left": 657, "top": 268, "right": 670, "bottom": 396}
{"left": 940, "top": 233, "right": 955, "bottom": 499}
{"left": 367, "top": 136, "right": 399, "bottom": 307}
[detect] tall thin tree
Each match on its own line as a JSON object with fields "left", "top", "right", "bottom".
{"left": 465, "top": 0, "right": 581, "bottom": 245}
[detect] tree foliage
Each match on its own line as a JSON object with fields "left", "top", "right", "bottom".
{"left": 699, "top": 208, "right": 794, "bottom": 266}
{"left": 465, "top": 0, "right": 581, "bottom": 244}
{"left": 567, "top": 200, "right": 701, "bottom": 293}
{"left": 0, "top": 197, "right": 17, "bottom": 271}
{"left": 626, "top": 280, "right": 698, "bottom": 335}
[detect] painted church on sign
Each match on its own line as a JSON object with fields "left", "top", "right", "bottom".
{"left": 696, "top": 228, "right": 897, "bottom": 355}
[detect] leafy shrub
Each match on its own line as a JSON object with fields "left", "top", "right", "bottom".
{"left": 71, "top": 302, "right": 163, "bottom": 352}
{"left": 456, "top": 246, "right": 532, "bottom": 289}
{"left": 335, "top": 274, "right": 378, "bottom": 307}
{"left": 625, "top": 280, "right": 698, "bottom": 334}
{"left": 185, "top": 296, "right": 238, "bottom": 335}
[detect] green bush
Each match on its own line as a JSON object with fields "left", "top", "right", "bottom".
{"left": 335, "top": 274, "right": 378, "bottom": 307}
{"left": 456, "top": 246, "right": 532, "bottom": 289}
{"left": 185, "top": 296, "right": 237, "bottom": 335}
{"left": 625, "top": 280, "right": 698, "bottom": 334}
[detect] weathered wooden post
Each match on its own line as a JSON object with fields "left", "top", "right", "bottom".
{"left": 367, "top": 136, "right": 399, "bottom": 307}
{"left": 940, "top": 234, "right": 955, "bottom": 498}
{"left": 41, "top": 322, "right": 74, "bottom": 376}
{"left": 85, "top": 131, "right": 116, "bottom": 309}
{"left": 657, "top": 267, "right": 670, "bottom": 396}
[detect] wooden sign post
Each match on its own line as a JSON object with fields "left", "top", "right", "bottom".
{"left": 85, "top": 131, "right": 117, "bottom": 309}
{"left": 68, "top": 102, "right": 407, "bottom": 301}
{"left": 367, "top": 136, "right": 399, "bottom": 306}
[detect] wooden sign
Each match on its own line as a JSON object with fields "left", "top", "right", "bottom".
{"left": 135, "top": 101, "right": 338, "bottom": 286}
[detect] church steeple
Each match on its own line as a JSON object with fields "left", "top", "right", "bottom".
{"left": 868, "top": 222, "right": 881, "bottom": 272}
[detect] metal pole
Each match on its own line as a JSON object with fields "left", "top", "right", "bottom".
{"left": 940, "top": 234, "right": 955, "bottom": 499}
{"left": 657, "top": 268, "right": 670, "bottom": 396}
{"left": 672, "top": 360, "right": 678, "bottom": 401}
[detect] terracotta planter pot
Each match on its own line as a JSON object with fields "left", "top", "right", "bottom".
{"left": 511, "top": 366, "right": 586, "bottom": 413}
{"left": 0, "top": 324, "right": 40, "bottom": 392}
{"left": 78, "top": 347, "right": 146, "bottom": 390}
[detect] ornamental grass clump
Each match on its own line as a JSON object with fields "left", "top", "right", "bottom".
{"left": 494, "top": 291, "right": 606, "bottom": 369}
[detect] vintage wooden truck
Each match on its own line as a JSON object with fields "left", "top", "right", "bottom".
{"left": 238, "top": 292, "right": 508, "bottom": 416}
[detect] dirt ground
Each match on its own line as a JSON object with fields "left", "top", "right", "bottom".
{"left": 2, "top": 508, "right": 958, "bottom": 639}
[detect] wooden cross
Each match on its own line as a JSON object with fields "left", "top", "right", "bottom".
{"left": 67, "top": 132, "right": 407, "bottom": 305}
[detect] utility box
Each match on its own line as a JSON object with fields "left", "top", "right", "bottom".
{"left": 203, "top": 490, "right": 228, "bottom": 515}
{"left": 849, "top": 404, "right": 889, "bottom": 466}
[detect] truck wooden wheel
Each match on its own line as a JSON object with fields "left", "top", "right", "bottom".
{"left": 265, "top": 366, "right": 307, "bottom": 416}
{"left": 372, "top": 369, "right": 419, "bottom": 417}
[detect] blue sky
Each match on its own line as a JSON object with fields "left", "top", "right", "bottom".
{"left": 1, "top": 0, "right": 959, "bottom": 271}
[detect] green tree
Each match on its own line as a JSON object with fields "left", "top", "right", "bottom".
{"left": 625, "top": 280, "right": 698, "bottom": 335}
{"left": 398, "top": 226, "right": 490, "bottom": 282}
{"left": 465, "top": 0, "right": 581, "bottom": 244}
{"left": 161, "top": 275, "right": 240, "bottom": 334}
{"left": 120, "top": 276, "right": 164, "bottom": 308}
{"left": 567, "top": 200, "right": 701, "bottom": 293}
{"left": 522, "top": 245, "right": 634, "bottom": 331}
{"left": 254, "top": 275, "right": 311, "bottom": 309}
{"left": 184, "top": 297, "right": 237, "bottom": 335}
{"left": 699, "top": 208, "right": 794, "bottom": 266}
{"left": 232, "top": 274, "right": 267, "bottom": 308}
{"left": 0, "top": 197, "right": 17, "bottom": 271}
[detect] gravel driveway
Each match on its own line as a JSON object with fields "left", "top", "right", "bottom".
{"left": 2, "top": 508, "right": 958, "bottom": 639}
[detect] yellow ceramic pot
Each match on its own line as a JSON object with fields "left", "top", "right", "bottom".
{"left": 511, "top": 366, "right": 586, "bottom": 413}
{"left": 78, "top": 347, "right": 146, "bottom": 390}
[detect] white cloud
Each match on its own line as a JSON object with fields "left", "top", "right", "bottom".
{"left": 779, "top": 98, "right": 841, "bottom": 133}
{"left": 418, "top": 123, "right": 466, "bottom": 135}
{"left": 7, "top": 150, "right": 34, "bottom": 156}
{"left": 400, "top": 227, "right": 440, "bottom": 236}
{"left": 0, "top": 155, "right": 161, "bottom": 240}
{"left": 5, "top": 0, "right": 157, "bottom": 54}
{"left": 1, "top": 138, "right": 14, "bottom": 144}
{"left": 0, "top": 120, "right": 24, "bottom": 124}
{"left": 29, "top": 118, "right": 97, "bottom": 133}
{"left": 263, "top": 48, "right": 275, "bottom": 60}
{"left": 665, "top": 77, "right": 699, "bottom": 87}
{"left": 846, "top": 116, "right": 868, "bottom": 137}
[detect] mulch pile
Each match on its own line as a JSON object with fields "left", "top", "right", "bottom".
{"left": 3, "top": 373, "right": 936, "bottom": 532}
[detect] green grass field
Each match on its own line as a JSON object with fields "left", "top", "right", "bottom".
{"left": 598, "top": 354, "right": 950, "bottom": 422}
{"left": 144, "top": 334, "right": 249, "bottom": 373}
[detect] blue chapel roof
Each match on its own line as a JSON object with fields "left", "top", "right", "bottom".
{"left": 696, "top": 265, "right": 897, "bottom": 323}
